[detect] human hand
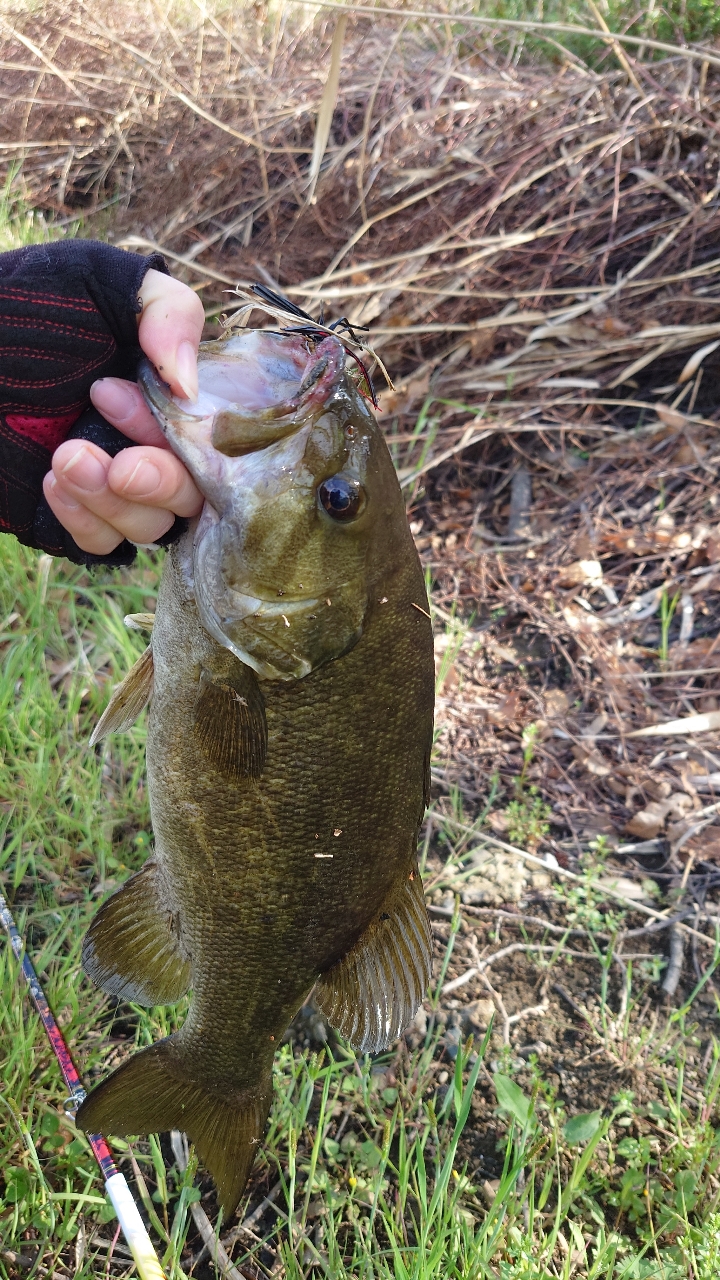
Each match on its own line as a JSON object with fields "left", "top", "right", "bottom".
{"left": 43, "top": 269, "right": 205, "bottom": 555}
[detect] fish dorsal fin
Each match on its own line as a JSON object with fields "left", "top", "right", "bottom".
{"left": 193, "top": 666, "right": 267, "bottom": 780}
{"left": 82, "top": 860, "right": 191, "bottom": 1007}
{"left": 90, "top": 644, "right": 154, "bottom": 746}
{"left": 314, "top": 866, "right": 433, "bottom": 1054}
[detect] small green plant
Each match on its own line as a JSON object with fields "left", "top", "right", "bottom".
{"left": 516, "top": 721, "right": 540, "bottom": 792}
{"left": 659, "top": 587, "right": 682, "bottom": 663}
{"left": 0, "top": 168, "right": 77, "bottom": 253}
{"left": 503, "top": 723, "right": 552, "bottom": 848}
{"left": 506, "top": 785, "right": 552, "bottom": 848}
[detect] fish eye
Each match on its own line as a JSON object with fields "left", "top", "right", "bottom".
{"left": 318, "top": 473, "right": 366, "bottom": 522}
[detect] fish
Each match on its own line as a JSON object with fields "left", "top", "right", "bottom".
{"left": 76, "top": 326, "right": 435, "bottom": 1215}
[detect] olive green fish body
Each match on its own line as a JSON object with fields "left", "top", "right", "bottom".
{"left": 77, "top": 332, "right": 434, "bottom": 1213}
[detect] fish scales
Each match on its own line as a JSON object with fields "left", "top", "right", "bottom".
{"left": 77, "top": 329, "right": 435, "bottom": 1213}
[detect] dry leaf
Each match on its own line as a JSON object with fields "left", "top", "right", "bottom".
{"left": 625, "top": 801, "right": 670, "bottom": 838}
{"left": 573, "top": 744, "right": 611, "bottom": 777}
{"left": 562, "top": 603, "right": 603, "bottom": 633}
{"left": 625, "top": 792, "right": 693, "bottom": 837}
{"left": 645, "top": 778, "right": 672, "bottom": 801}
{"left": 668, "top": 635, "right": 720, "bottom": 668}
{"left": 672, "top": 441, "right": 707, "bottom": 466}
{"left": 656, "top": 405, "right": 690, "bottom": 430}
{"left": 600, "top": 530, "right": 656, "bottom": 555}
{"left": 582, "top": 712, "right": 608, "bottom": 740}
{"left": 557, "top": 559, "right": 603, "bottom": 588}
{"left": 665, "top": 792, "right": 695, "bottom": 818}
{"left": 487, "top": 810, "right": 511, "bottom": 833}
{"left": 488, "top": 691, "right": 522, "bottom": 727}
{"left": 543, "top": 689, "right": 570, "bottom": 718}
{"left": 598, "top": 316, "right": 631, "bottom": 335}
{"left": 682, "top": 832, "right": 720, "bottom": 862}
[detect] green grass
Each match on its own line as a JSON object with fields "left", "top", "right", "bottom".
{"left": 461, "top": 0, "right": 720, "bottom": 66}
{"left": 0, "top": 167, "right": 79, "bottom": 254}
{"left": 1, "top": 538, "right": 720, "bottom": 1279}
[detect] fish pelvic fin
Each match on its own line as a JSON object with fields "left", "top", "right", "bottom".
{"left": 90, "top": 643, "right": 154, "bottom": 745}
{"left": 314, "top": 864, "right": 433, "bottom": 1055}
{"left": 76, "top": 1038, "right": 271, "bottom": 1216}
{"left": 193, "top": 665, "right": 267, "bottom": 781}
{"left": 82, "top": 861, "right": 191, "bottom": 1006}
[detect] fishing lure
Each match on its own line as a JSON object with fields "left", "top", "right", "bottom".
{"left": 250, "top": 283, "right": 379, "bottom": 407}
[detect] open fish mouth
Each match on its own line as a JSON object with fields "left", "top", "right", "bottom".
{"left": 138, "top": 329, "right": 346, "bottom": 457}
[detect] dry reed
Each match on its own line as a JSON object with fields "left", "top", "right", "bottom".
{"left": 2, "top": 2, "right": 720, "bottom": 428}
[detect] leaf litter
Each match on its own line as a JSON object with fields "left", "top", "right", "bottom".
{"left": 3, "top": 1, "right": 720, "bottom": 1275}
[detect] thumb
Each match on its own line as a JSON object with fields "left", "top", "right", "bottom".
{"left": 137, "top": 268, "right": 205, "bottom": 400}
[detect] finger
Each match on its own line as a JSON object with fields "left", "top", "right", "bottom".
{"left": 50, "top": 441, "right": 176, "bottom": 546}
{"left": 90, "top": 377, "right": 168, "bottom": 448}
{"left": 107, "top": 445, "right": 203, "bottom": 518}
{"left": 43, "top": 472, "right": 125, "bottom": 556}
{"left": 137, "top": 268, "right": 205, "bottom": 401}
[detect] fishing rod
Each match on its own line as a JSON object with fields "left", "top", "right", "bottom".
{"left": 0, "top": 889, "right": 167, "bottom": 1280}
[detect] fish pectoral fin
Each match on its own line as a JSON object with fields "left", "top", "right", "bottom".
{"left": 76, "top": 1039, "right": 271, "bottom": 1217}
{"left": 82, "top": 860, "right": 190, "bottom": 1006}
{"left": 89, "top": 644, "right": 154, "bottom": 745}
{"left": 193, "top": 667, "right": 267, "bottom": 781}
{"left": 314, "top": 864, "right": 433, "bottom": 1054}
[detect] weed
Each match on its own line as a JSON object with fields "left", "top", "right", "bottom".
{"left": 0, "top": 166, "right": 77, "bottom": 253}
{"left": 659, "top": 588, "right": 682, "bottom": 663}
{"left": 505, "top": 786, "right": 552, "bottom": 849}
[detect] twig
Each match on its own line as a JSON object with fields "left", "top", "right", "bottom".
{"left": 170, "top": 1131, "right": 245, "bottom": 1280}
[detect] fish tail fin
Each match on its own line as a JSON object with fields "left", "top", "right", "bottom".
{"left": 76, "top": 1038, "right": 271, "bottom": 1214}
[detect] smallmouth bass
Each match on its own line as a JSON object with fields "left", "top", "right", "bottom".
{"left": 76, "top": 328, "right": 435, "bottom": 1213}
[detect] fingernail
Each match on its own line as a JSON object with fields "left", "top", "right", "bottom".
{"left": 61, "top": 445, "right": 107, "bottom": 492}
{"left": 90, "top": 378, "right": 138, "bottom": 422}
{"left": 175, "top": 340, "right": 198, "bottom": 401}
{"left": 119, "top": 458, "right": 162, "bottom": 497}
{"left": 47, "top": 476, "right": 81, "bottom": 510}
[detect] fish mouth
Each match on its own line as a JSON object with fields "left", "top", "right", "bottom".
{"left": 138, "top": 330, "right": 346, "bottom": 457}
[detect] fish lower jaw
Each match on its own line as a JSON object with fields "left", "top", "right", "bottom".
{"left": 200, "top": 607, "right": 314, "bottom": 680}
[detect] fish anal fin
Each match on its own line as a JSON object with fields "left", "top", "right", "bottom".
{"left": 314, "top": 865, "right": 433, "bottom": 1054}
{"left": 193, "top": 667, "right": 267, "bottom": 780}
{"left": 90, "top": 644, "right": 154, "bottom": 745}
{"left": 76, "top": 1039, "right": 271, "bottom": 1215}
{"left": 82, "top": 861, "right": 190, "bottom": 1006}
